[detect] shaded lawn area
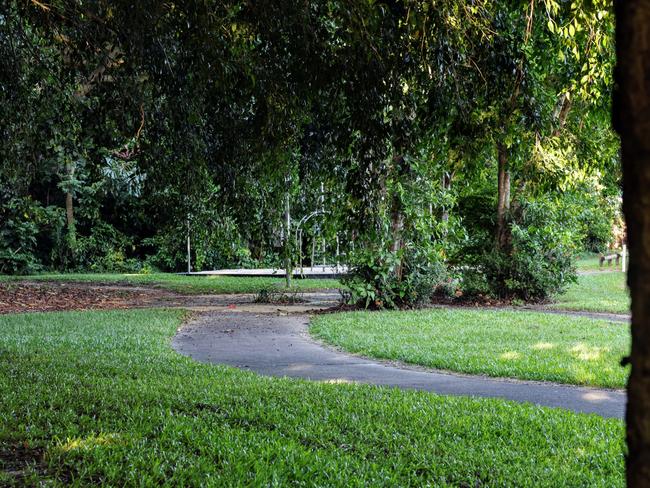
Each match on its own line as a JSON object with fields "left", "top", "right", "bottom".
{"left": 311, "top": 309, "right": 629, "bottom": 389}
{"left": 575, "top": 254, "right": 625, "bottom": 272}
{"left": 0, "top": 273, "right": 341, "bottom": 294}
{"left": 0, "top": 310, "right": 623, "bottom": 486}
{"left": 551, "top": 272, "right": 630, "bottom": 314}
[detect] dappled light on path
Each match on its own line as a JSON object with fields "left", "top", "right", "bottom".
{"left": 173, "top": 311, "right": 626, "bottom": 418}
{"left": 581, "top": 391, "right": 616, "bottom": 403}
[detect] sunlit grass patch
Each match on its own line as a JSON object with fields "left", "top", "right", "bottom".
{"left": 59, "top": 433, "right": 127, "bottom": 452}
{"left": 551, "top": 272, "right": 629, "bottom": 314}
{"left": 575, "top": 252, "right": 629, "bottom": 273}
{"left": 311, "top": 308, "right": 629, "bottom": 388}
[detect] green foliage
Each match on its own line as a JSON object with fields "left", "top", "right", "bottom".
{"left": 343, "top": 247, "right": 447, "bottom": 309}
{"left": 0, "top": 196, "right": 63, "bottom": 274}
{"left": 0, "top": 0, "right": 620, "bottom": 306}
{"left": 74, "top": 222, "right": 139, "bottom": 273}
{"left": 343, "top": 248, "right": 402, "bottom": 309}
{"left": 571, "top": 189, "right": 621, "bottom": 253}
{"left": 479, "top": 247, "right": 574, "bottom": 301}
{"left": 463, "top": 197, "right": 578, "bottom": 301}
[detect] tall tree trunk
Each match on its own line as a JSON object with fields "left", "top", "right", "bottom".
{"left": 64, "top": 161, "right": 76, "bottom": 254}
{"left": 284, "top": 191, "right": 292, "bottom": 288}
{"left": 496, "top": 143, "right": 511, "bottom": 251}
{"left": 186, "top": 218, "right": 192, "bottom": 274}
{"left": 613, "top": 3, "right": 650, "bottom": 486}
{"left": 441, "top": 171, "right": 452, "bottom": 234}
{"left": 552, "top": 92, "right": 572, "bottom": 137}
{"left": 390, "top": 192, "right": 404, "bottom": 254}
{"left": 390, "top": 156, "right": 405, "bottom": 280}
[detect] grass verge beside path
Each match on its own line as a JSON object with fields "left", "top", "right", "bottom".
{"left": 551, "top": 272, "right": 630, "bottom": 314}
{"left": 311, "top": 309, "right": 629, "bottom": 389}
{"left": 0, "top": 272, "right": 341, "bottom": 294}
{"left": 1, "top": 309, "right": 623, "bottom": 486}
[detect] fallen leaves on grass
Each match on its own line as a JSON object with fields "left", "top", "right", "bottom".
{"left": 0, "top": 283, "right": 161, "bottom": 314}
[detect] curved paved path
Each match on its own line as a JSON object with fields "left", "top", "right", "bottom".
{"left": 172, "top": 311, "right": 626, "bottom": 419}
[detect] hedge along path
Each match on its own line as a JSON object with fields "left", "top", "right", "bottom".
{"left": 172, "top": 311, "right": 626, "bottom": 419}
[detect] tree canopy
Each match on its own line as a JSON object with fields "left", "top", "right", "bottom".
{"left": 1, "top": 0, "right": 619, "bottom": 302}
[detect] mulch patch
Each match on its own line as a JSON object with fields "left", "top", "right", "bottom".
{"left": 0, "top": 282, "right": 163, "bottom": 314}
{"left": 428, "top": 294, "right": 517, "bottom": 308}
{"left": 312, "top": 293, "right": 550, "bottom": 314}
{"left": 0, "top": 442, "right": 45, "bottom": 481}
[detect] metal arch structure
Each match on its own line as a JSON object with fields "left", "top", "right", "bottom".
{"left": 294, "top": 210, "right": 331, "bottom": 275}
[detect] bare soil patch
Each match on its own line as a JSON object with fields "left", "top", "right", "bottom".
{"left": 0, "top": 282, "right": 166, "bottom": 314}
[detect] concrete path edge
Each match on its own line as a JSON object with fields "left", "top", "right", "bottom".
{"left": 172, "top": 311, "right": 626, "bottom": 419}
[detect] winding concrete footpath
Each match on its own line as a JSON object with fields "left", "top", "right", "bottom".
{"left": 172, "top": 311, "right": 626, "bottom": 419}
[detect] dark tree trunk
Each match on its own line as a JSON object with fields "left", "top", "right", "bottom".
{"left": 65, "top": 191, "right": 74, "bottom": 231}
{"left": 613, "top": 3, "right": 650, "bottom": 486}
{"left": 496, "top": 143, "right": 511, "bottom": 251}
{"left": 552, "top": 92, "right": 572, "bottom": 137}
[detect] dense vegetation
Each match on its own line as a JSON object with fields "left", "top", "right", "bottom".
{"left": 1, "top": 1, "right": 620, "bottom": 304}
{"left": 0, "top": 309, "right": 625, "bottom": 486}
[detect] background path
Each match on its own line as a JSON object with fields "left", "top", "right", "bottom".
{"left": 172, "top": 311, "right": 626, "bottom": 419}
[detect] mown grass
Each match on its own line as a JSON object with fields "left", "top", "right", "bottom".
{"left": 311, "top": 308, "right": 629, "bottom": 388}
{"left": 575, "top": 252, "right": 627, "bottom": 272}
{"left": 0, "top": 309, "right": 624, "bottom": 486}
{"left": 551, "top": 272, "right": 630, "bottom": 314}
{"left": 0, "top": 272, "right": 341, "bottom": 294}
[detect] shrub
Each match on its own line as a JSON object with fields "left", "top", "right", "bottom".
{"left": 0, "top": 197, "right": 62, "bottom": 274}
{"left": 462, "top": 198, "right": 578, "bottom": 301}
{"left": 457, "top": 267, "right": 490, "bottom": 297}
{"left": 75, "top": 222, "right": 141, "bottom": 272}
{"left": 343, "top": 247, "right": 447, "bottom": 309}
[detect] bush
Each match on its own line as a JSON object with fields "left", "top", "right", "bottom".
{"left": 343, "top": 248, "right": 448, "bottom": 309}
{"left": 142, "top": 232, "right": 188, "bottom": 272}
{"left": 0, "top": 197, "right": 62, "bottom": 274}
{"left": 457, "top": 267, "right": 490, "bottom": 297}
{"left": 74, "top": 222, "right": 141, "bottom": 273}
{"left": 462, "top": 198, "right": 578, "bottom": 301}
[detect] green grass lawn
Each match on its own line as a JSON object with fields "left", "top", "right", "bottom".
{"left": 0, "top": 309, "right": 623, "bottom": 486}
{"left": 0, "top": 272, "right": 341, "bottom": 294}
{"left": 311, "top": 308, "right": 629, "bottom": 388}
{"left": 551, "top": 272, "right": 630, "bottom": 314}
{"left": 575, "top": 252, "right": 627, "bottom": 273}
